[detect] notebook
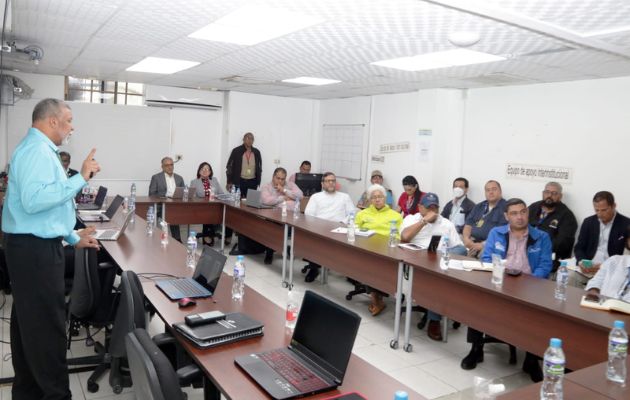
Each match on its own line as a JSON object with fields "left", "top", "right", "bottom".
{"left": 173, "top": 312, "right": 264, "bottom": 349}
{"left": 79, "top": 195, "right": 124, "bottom": 222}
{"left": 155, "top": 245, "right": 227, "bottom": 300}
{"left": 245, "top": 189, "right": 274, "bottom": 209}
{"left": 77, "top": 186, "right": 108, "bottom": 210}
{"left": 92, "top": 210, "right": 133, "bottom": 241}
{"left": 235, "top": 291, "right": 361, "bottom": 400}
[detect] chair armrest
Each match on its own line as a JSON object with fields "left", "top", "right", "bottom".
{"left": 177, "top": 364, "right": 202, "bottom": 386}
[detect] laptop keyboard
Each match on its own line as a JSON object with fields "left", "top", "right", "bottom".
{"left": 97, "top": 230, "right": 118, "bottom": 240}
{"left": 260, "top": 350, "right": 328, "bottom": 393}
{"left": 169, "top": 279, "right": 209, "bottom": 297}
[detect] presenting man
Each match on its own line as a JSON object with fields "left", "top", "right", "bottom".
{"left": 441, "top": 177, "right": 475, "bottom": 234}
{"left": 226, "top": 132, "right": 262, "bottom": 197}
{"left": 462, "top": 198, "right": 552, "bottom": 382}
{"left": 2, "top": 98, "right": 100, "bottom": 399}
{"left": 149, "top": 156, "right": 185, "bottom": 242}
{"left": 303, "top": 172, "right": 355, "bottom": 282}
{"left": 462, "top": 180, "right": 507, "bottom": 258}
{"left": 528, "top": 182, "right": 577, "bottom": 273}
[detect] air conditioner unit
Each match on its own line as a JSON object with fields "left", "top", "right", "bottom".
{"left": 145, "top": 85, "right": 223, "bottom": 110}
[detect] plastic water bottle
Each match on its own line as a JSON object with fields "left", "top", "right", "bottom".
{"left": 182, "top": 185, "right": 189, "bottom": 202}
{"left": 186, "top": 231, "right": 197, "bottom": 269}
{"left": 347, "top": 213, "right": 356, "bottom": 243}
{"left": 440, "top": 236, "right": 450, "bottom": 270}
{"left": 540, "top": 338, "right": 565, "bottom": 400}
{"left": 160, "top": 220, "right": 169, "bottom": 246}
{"left": 286, "top": 290, "right": 300, "bottom": 329}
{"left": 146, "top": 206, "right": 155, "bottom": 236}
{"left": 232, "top": 256, "right": 245, "bottom": 300}
{"left": 394, "top": 391, "right": 408, "bottom": 400}
{"left": 208, "top": 186, "right": 214, "bottom": 201}
{"left": 231, "top": 186, "right": 237, "bottom": 205}
{"left": 388, "top": 220, "right": 399, "bottom": 247}
{"left": 281, "top": 201, "right": 288, "bottom": 217}
{"left": 607, "top": 320, "right": 628, "bottom": 384}
{"left": 293, "top": 198, "right": 300, "bottom": 219}
{"left": 129, "top": 182, "right": 136, "bottom": 222}
{"left": 555, "top": 260, "right": 569, "bottom": 301}
{"left": 235, "top": 188, "right": 241, "bottom": 206}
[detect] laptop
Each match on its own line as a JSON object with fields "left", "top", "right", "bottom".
{"left": 77, "top": 186, "right": 108, "bottom": 210}
{"left": 79, "top": 195, "right": 124, "bottom": 222}
{"left": 235, "top": 291, "right": 361, "bottom": 400}
{"left": 161, "top": 186, "right": 184, "bottom": 199}
{"left": 92, "top": 210, "right": 134, "bottom": 241}
{"left": 245, "top": 189, "right": 273, "bottom": 209}
{"left": 155, "top": 245, "right": 227, "bottom": 300}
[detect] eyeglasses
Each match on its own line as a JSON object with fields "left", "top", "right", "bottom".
{"left": 370, "top": 195, "right": 385, "bottom": 200}
{"left": 323, "top": 179, "right": 336, "bottom": 183}
{"left": 543, "top": 190, "right": 560, "bottom": 196}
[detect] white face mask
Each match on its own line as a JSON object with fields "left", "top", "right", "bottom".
{"left": 453, "top": 187, "right": 465, "bottom": 199}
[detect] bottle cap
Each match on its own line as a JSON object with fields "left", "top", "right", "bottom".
{"left": 237, "top": 255, "right": 244, "bottom": 261}
{"left": 394, "top": 390, "right": 409, "bottom": 400}
{"left": 190, "top": 231, "right": 196, "bottom": 236}
{"left": 614, "top": 320, "right": 625, "bottom": 329}
{"left": 560, "top": 260, "right": 568, "bottom": 266}
{"left": 550, "top": 338, "right": 562, "bottom": 348}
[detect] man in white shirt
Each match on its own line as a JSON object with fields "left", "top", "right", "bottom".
{"left": 303, "top": 172, "right": 355, "bottom": 282}
{"left": 149, "top": 157, "right": 185, "bottom": 241}
{"left": 585, "top": 229, "right": 630, "bottom": 302}
{"left": 400, "top": 192, "right": 466, "bottom": 341}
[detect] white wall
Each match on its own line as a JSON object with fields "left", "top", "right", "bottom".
{"left": 463, "top": 76, "right": 630, "bottom": 221}
{"left": 226, "top": 91, "right": 318, "bottom": 186}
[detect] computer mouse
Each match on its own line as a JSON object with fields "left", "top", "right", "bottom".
{"left": 178, "top": 297, "right": 196, "bottom": 308}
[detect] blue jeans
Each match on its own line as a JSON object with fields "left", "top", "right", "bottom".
{"left": 427, "top": 244, "right": 467, "bottom": 321}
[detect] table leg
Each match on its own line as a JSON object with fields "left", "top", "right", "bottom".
{"left": 391, "top": 262, "right": 404, "bottom": 350}
{"left": 282, "top": 224, "right": 288, "bottom": 288}
{"left": 221, "top": 205, "right": 226, "bottom": 253}
{"left": 203, "top": 376, "right": 221, "bottom": 400}
{"left": 288, "top": 227, "right": 295, "bottom": 288}
{"left": 403, "top": 265, "right": 414, "bottom": 352}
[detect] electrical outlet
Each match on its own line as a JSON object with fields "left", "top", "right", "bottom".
{"left": 175, "top": 154, "right": 183, "bottom": 161}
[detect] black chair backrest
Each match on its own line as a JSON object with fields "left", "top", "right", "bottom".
{"left": 110, "top": 270, "right": 147, "bottom": 357}
{"left": 69, "top": 247, "right": 101, "bottom": 318}
{"left": 126, "top": 328, "right": 185, "bottom": 400}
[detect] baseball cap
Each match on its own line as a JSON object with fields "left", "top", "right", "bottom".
{"left": 421, "top": 192, "right": 439, "bottom": 208}
{"left": 371, "top": 170, "right": 383, "bottom": 178}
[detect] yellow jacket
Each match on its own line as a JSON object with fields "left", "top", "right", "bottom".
{"left": 355, "top": 205, "right": 402, "bottom": 238}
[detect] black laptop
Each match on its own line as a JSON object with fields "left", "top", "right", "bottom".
{"left": 235, "top": 291, "right": 361, "bottom": 400}
{"left": 155, "top": 245, "right": 226, "bottom": 300}
{"left": 77, "top": 186, "right": 108, "bottom": 210}
{"left": 79, "top": 195, "right": 124, "bottom": 222}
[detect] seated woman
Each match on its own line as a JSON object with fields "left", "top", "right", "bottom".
{"left": 355, "top": 184, "right": 403, "bottom": 316}
{"left": 189, "top": 162, "right": 224, "bottom": 246}
{"left": 585, "top": 227, "right": 630, "bottom": 302}
{"left": 397, "top": 175, "right": 424, "bottom": 217}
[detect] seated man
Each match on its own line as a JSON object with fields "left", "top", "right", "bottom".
{"left": 528, "top": 182, "right": 577, "bottom": 273}
{"left": 462, "top": 198, "right": 552, "bottom": 382}
{"left": 585, "top": 227, "right": 630, "bottom": 302}
{"left": 288, "top": 160, "right": 311, "bottom": 183}
{"left": 59, "top": 151, "right": 79, "bottom": 178}
{"left": 149, "top": 157, "right": 185, "bottom": 242}
{"left": 357, "top": 170, "right": 393, "bottom": 209}
{"left": 441, "top": 177, "right": 475, "bottom": 234}
{"left": 260, "top": 167, "right": 303, "bottom": 264}
{"left": 303, "top": 172, "right": 355, "bottom": 282}
{"left": 574, "top": 191, "right": 630, "bottom": 280}
{"left": 401, "top": 192, "right": 466, "bottom": 341}
{"left": 462, "top": 180, "right": 507, "bottom": 258}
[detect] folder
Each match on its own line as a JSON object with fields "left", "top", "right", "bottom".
{"left": 173, "top": 312, "right": 264, "bottom": 349}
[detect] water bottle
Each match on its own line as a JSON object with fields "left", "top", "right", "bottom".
{"left": 208, "top": 186, "right": 214, "bottom": 201}
{"left": 388, "top": 220, "right": 399, "bottom": 247}
{"left": 286, "top": 289, "right": 300, "bottom": 329}
{"left": 347, "top": 213, "right": 356, "bottom": 243}
{"left": 182, "top": 185, "right": 189, "bottom": 202}
{"left": 235, "top": 188, "right": 241, "bottom": 206}
{"left": 231, "top": 186, "right": 237, "bottom": 205}
{"left": 540, "top": 338, "right": 565, "bottom": 400}
{"left": 129, "top": 182, "right": 136, "bottom": 222}
{"left": 146, "top": 206, "right": 154, "bottom": 236}
{"left": 232, "top": 256, "right": 245, "bottom": 300}
{"left": 440, "top": 235, "right": 450, "bottom": 270}
{"left": 160, "top": 220, "right": 169, "bottom": 246}
{"left": 293, "top": 198, "right": 300, "bottom": 219}
{"left": 281, "top": 201, "right": 288, "bottom": 217}
{"left": 394, "top": 391, "right": 409, "bottom": 400}
{"left": 607, "top": 320, "right": 628, "bottom": 384}
{"left": 186, "top": 231, "right": 197, "bottom": 269}
{"left": 554, "top": 260, "right": 569, "bottom": 301}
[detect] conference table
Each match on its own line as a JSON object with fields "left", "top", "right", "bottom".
{"left": 99, "top": 212, "right": 426, "bottom": 400}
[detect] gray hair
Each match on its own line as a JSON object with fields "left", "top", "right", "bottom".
{"left": 546, "top": 181, "right": 563, "bottom": 193}
{"left": 32, "top": 98, "right": 70, "bottom": 123}
{"left": 366, "top": 184, "right": 386, "bottom": 200}
{"left": 161, "top": 157, "right": 173, "bottom": 165}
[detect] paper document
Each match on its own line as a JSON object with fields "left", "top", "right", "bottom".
{"left": 461, "top": 260, "right": 494, "bottom": 272}
{"left": 330, "top": 227, "right": 374, "bottom": 237}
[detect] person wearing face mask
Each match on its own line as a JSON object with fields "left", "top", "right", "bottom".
{"left": 528, "top": 182, "right": 577, "bottom": 274}
{"left": 441, "top": 177, "right": 475, "bottom": 234}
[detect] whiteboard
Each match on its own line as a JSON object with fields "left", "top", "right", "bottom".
{"left": 61, "top": 103, "right": 171, "bottom": 181}
{"left": 320, "top": 124, "right": 365, "bottom": 180}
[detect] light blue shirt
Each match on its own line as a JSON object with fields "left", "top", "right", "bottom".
{"left": 2, "top": 127, "right": 86, "bottom": 244}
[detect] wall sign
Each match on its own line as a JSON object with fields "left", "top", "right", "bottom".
{"left": 506, "top": 163, "right": 572, "bottom": 183}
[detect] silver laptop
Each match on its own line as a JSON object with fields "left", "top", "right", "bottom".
{"left": 92, "top": 211, "right": 134, "bottom": 241}
{"left": 79, "top": 195, "right": 124, "bottom": 222}
{"left": 245, "top": 189, "right": 273, "bottom": 209}
{"left": 169, "top": 187, "right": 184, "bottom": 199}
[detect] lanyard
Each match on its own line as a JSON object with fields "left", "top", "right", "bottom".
{"left": 244, "top": 150, "right": 253, "bottom": 165}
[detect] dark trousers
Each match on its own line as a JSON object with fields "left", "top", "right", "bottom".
{"left": 4, "top": 234, "right": 71, "bottom": 400}
{"left": 467, "top": 327, "right": 485, "bottom": 345}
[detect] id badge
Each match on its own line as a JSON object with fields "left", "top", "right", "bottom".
{"left": 247, "top": 168, "right": 252, "bottom": 174}
{"left": 476, "top": 219, "right": 485, "bottom": 228}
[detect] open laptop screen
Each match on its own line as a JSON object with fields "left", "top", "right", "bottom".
{"left": 290, "top": 291, "right": 360, "bottom": 381}
{"left": 192, "top": 245, "right": 227, "bottom": 293}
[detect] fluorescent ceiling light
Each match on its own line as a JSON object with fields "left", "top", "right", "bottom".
{"left": 126, "top": 57, "right": 200, "bottom": 74}
{"left": 282, "top": 77, "right": 341, "bottom": 86}
{"left": 579, "top": 25, "right": 630, "bottom": 37}
{"left": 371, "top": 49, "right": 506, "bottom": 72}
{"left": 188, "top": 5, "right": 324, "bottom": 46}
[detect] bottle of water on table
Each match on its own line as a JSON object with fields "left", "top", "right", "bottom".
{"left": 540, "top": 337, "right": 565, "bottom": 400}
{"left": 186, "top": 231, "right": 197, "bottom": 269}
{"left": 232, "top": 255, "right": 245, "bottom": 300}
{"left": 439, "top": 235, "right": 450, "bottom": 270}
{"left": 347, "top": 213, "right": 356, "bottom": 243}
{"left": 182, "top": 185, "right": 189, "bottom": 202}
{"left": 388, "top": 220, "right": 399, "bottom": 247}
{"left": 555, "top": 260, "right": 569, "bottom": 301}
{"left": 129, "top": 182, "right": 136, "bottom": 222}
{"left": 607, "top": 320, "right": 628, "bottom": 384}
{"left": 146, "top": 206, "right": 154, "bottom": 236}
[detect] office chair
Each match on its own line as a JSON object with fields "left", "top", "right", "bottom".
{"left": 126, "top": 328, "right": 202, "bottom": 400}
{"left": 66, "top": 247, "right": 119, "bottom": 393}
